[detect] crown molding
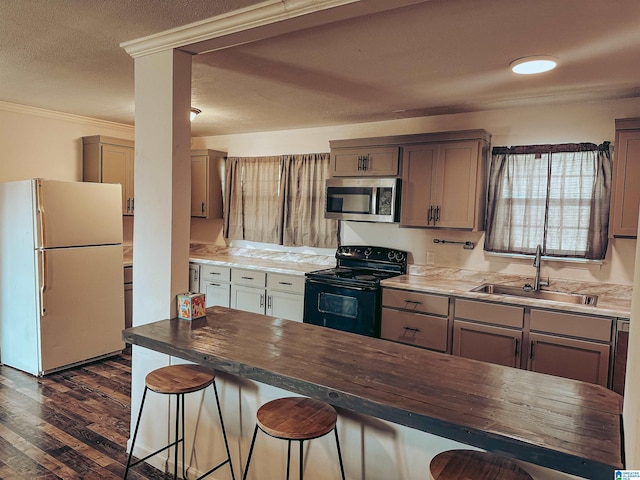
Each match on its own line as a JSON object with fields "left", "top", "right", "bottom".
{"left": 120, "top": 0, "right": 428, "bottom": 58}
{"left": 0, "top": 101, "right": 134, "bottom": 133}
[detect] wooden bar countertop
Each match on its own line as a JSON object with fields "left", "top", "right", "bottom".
{"left": 123, "top": 306, "right": 624, "bottom": 478}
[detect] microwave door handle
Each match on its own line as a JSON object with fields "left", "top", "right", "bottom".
{"left": 371, "top": 187, "right": 378, "bottom": 215}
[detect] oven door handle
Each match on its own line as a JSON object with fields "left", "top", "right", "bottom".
{"left": 305, "top": 278, "right": 377, "bottom": 292}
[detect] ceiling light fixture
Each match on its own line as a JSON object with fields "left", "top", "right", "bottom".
{"left": 190, "top": 107, "right": 201, "bottom": 121}
{"left": 510, "top": 55, "right": 558, "bottom": 75}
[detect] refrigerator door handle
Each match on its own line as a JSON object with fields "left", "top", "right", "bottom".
{"left": 36, "top": 180, "right": 46, "bottom": 248}
{"left": 39, "top": 249, "right": 47, "bottom": 317}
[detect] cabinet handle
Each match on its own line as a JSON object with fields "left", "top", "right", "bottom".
{"left": 208, "top": 282, "right": 221, "bottom": 287}
{"left": 363, "top": 155, "right": 368, "bottom": 171}
{"left": 404, "top": 300, "right": 422, "bottom": 309}
{"left": 127, "top": 198, "right": 130, "bottom": 212}
{"left": 241, "top": 276, "right": 255, "bottom": 280}
{"left": 358, "top": 156, "right": 363, "bottom": 171}
{"left": 201, "top": 201, "right": 205, "bottom": 214}
{"left": 131, "top": 198, "right": 134, "bottom": 212}
{"left": 260, "top": 294, "right": 265, "bottom": 308}
{"left": 435, "top": 205, "right": 440, "bottom": 222}
{"left": 194, "top": 269, "right": 199, "bottom": 281}
{"left": 211, "top": 272, "right": 221, "bottom": 276}
{"left": 278, "top": 281, "right": 293, "bottom": 286}
{"left": 427, "top": 205, "right": 433, "bottom": 223}
{"left": 267, "top": 295, "right": 272, "bottom": 309}
{"left": 403, "top": 326, "right": 421, "bottom": 333}
{"left": 529, "top": 341, "right": 535, "bottom": 359}
{"left": 514, "top": 338, "right": 519, "bottom": 357}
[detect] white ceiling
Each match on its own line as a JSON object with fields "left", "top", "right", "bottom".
{"left": 2, "top": 0, "right": 639, "bottom": 136}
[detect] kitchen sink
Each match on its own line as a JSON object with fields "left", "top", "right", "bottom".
{"left": 471, "top": 283, "right": 598, "bottom": 306}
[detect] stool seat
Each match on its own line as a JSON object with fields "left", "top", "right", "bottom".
{"left": 243, "top": 396, "right": 345, "bottom": 479}
{"left": 430, "top": 450, "right": 533, "bottom": 480}
{"left": 257, "top": 397, "right": 338, "bottom": 440}
{"left": 146, "top": 364, "right": 214, "bottom": 394}
{"left": 125, "top": 364, "right": 235, "bottom": 480}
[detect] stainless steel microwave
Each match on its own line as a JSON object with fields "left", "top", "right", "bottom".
{"left": 324, "top": 178, "right": 400, "bottom": 223}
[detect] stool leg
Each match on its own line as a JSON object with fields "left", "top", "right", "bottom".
{"left": 174, "top": 394, "right": 181, "bottom": 480}
{"left": 242, "top": 425, "right": 259, "bottom": 480}
{"left": 286, "top": 440, "right": 291, "bottom": 480}
{"left": 213, "top": 380, "right": 236, "bottom": 480}
{"left": 299, "top": 440, "right": 303, "bottom": 480}
{"left": 124, "top": 386, "right": 149, "bottom": 479}
{"left": 181, "top": 393, "right": 186, "bottom": 480}
{"left": 333, "top": 426, "right": 345, "bottom": 480}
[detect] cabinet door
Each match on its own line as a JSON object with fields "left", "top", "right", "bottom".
{"left": 101, "top": 144, "right": 132, "bottom": 215}
{"left": 400, "top": 144, "right": 437, "bottom": 226}
{"left": 204, "top": 282, "right": 231, "bottom": 308}
{"left": 528, "top": 332, "right": 610, "bottom": 386}
{"left": 434, "top": 141, "right": 479, "bottom": 229}
{"left": 331, "top": 147, "right": 399, "bottom": 176}
{"left": 453, "top": 320, "right": 521, "bottom": 368}
{"left": 267, "top": 290, "right": 304, "bottom": 322}
{"left": 610, "top": 130, "right": 640, "bottom": 237}
{"left": 231, "top": 285, "right": 265, "bottom": 314}
{"left": 191, "top": 156, "right": 208, "bottom": 217}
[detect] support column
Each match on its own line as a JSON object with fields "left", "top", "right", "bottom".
{"left": 127, "top": 48, "right": 192, "bottom": 469}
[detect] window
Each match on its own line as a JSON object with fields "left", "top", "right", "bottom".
{"left": 223, "top": 153, "right": 337, "bottom": 248}
{"left": 484, "top": 143, "right": 612, "bottom": 260}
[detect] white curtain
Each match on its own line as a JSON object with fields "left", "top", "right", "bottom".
{"left": 484, "top": 143, "right": 612, "bottom": 259}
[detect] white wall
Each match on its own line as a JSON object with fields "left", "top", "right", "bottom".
{"left": 196, "top": 97, "right": 640, "bottom": 285}
{"left": 0, "top": 101, "right": 134, "bottom": 182}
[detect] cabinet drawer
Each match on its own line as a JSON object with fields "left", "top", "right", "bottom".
{"left": 201, "top": 264, "right": 231, "bottom": 282}
{"left": 530, "top": 309, "right": 612, "bottom": 342}
{"left": 267, "top": 273, "right": 304, "bottom": 293}
{"left": 382, "top": 288, "right": 449, "bottom": 315}
{"left": 454, "top": 299, "right": 524, "bottom": 328}
{"left": 381, "top": 308, "right": 448, "bottom": 352}
{"left": 232, "top": 268, "right": 266, "bottom": 287}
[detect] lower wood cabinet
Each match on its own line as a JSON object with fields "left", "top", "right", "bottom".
{"left": 452, "top": 299, "right": 524, "bottom": 368}
{"left": 266, "top": 273, "right": 305, "bottom": 322}
{"left": 230, "top": 268, "right": 305, "bottom": 321}
{"left": 453, "top": 320, "right": 522, "bottom": 368}
{"left": 381, "top": 288, "right": 450, "bottom": 352}
{"left": 450, "top": 299, "right": 614, "bottom": 388}
{"left": 528, "top": 309, "right": 613, "bottom": 387}
{"left": 199, "top": 264, "right": 231, "bottom": 308}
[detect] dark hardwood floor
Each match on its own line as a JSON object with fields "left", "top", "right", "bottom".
{"left": 0, "top": 349, "right": 173, "bottom": 479}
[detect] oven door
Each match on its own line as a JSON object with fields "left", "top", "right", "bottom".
{"left": 303, "top": 278, "right": 380, "bottom": 337}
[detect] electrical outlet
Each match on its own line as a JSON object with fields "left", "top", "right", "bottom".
{"left": 426, "top": 251, "right": 435, "bottom": 265}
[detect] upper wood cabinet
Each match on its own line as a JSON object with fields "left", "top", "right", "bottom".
{"left": 83, "top": 136, "right": 135, "bottom": 215}
{"left": 610, "top": 117, "right": 640, "bottom": 237}
{"left": 191, "top": 149, "right": 226, "bottom": 218}
{"left": 400, "top": 131, "right": 490, "bottom": 230}
{"left": 330, "top": 138, "right": 400, "bottom": 177}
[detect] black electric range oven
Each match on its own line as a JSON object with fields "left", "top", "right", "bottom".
{"left": 303, "top": 245, "right": 408, "bottom": 337}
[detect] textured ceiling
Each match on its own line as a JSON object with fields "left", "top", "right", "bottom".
{"left": 2, "top": 0, "right": 640, "bottom": 136}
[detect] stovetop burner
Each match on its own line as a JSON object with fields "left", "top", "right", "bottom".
{"left": 305, "top": 245, "right": 408, "bottom": 286}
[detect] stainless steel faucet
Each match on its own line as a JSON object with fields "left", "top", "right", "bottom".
{"left": 532, "top": 244, "right": 549, "bottom": 291}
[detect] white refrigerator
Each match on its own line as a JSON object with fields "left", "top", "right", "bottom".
{"left": 0, "top": 178, "right": 125, "bottom": 376}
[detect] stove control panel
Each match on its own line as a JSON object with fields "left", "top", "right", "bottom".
{"left": 336, "top": 245, "right": 407, "bottom": 265}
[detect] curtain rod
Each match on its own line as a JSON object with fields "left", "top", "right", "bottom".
{"left": 492, "top": 141, "right": 610, "bottom": 155}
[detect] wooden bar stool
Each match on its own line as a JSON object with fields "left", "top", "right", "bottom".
{"left": 430, "top": 450, "right": 533, "bottom": 480}
{"left": 124, "top": 364, "right": 235, "bottom": 480}
{"left": 242, "top": 396, "right": 345, "bottom": 480}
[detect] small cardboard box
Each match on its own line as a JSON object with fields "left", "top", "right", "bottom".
{"left": 177, "top": 292, "right": 206, "bottom": 320}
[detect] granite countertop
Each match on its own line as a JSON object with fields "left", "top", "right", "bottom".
{"left": 383, "top": 265, "right": 632, "bottom": 318}
{"left": 188, "top": 243, "right": 334, "bottom": 276}
{"left": 125, "top": 244, "right": 632, "bottom": 318}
